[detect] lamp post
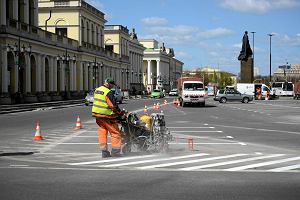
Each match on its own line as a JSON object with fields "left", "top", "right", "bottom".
{"left": 251, "top": 31, "right": 256, "bottom": 81}
{"left": 6, "top": 39, "right": 32, "bottom": 103}
{"left": 126, "top": 69, "right": 129, "bottom": 90}
{"left": 268, "top": 33, "right": 274, "bottom": 84}
{"left": 57, "top": 50, "right": 76, "bottom": 99}
{"left": 92, "top": 57, "right": 99, "bottom": 88}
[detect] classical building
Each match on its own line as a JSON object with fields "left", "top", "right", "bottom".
{"left": 104, "top": 25, "right": 145, "bottom": 93}
{"left": 273, "top": 64, "right": 300, "bottom": 83}
{"left": 139, "top": 39, "right": 183, "bottom": 92}
{"left": 0, "top": 0, "right": 133, "bottom": 104}
{"left": 38, "top": 0, "right": 130, "bottom": 91}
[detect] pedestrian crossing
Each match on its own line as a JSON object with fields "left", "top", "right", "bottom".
{"left": 63, "top": 152, "right": 300, "bottom": 173}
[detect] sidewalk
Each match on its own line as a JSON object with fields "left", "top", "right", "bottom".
{"left": 0, "top": 99, "right": 84, "bottom": 114}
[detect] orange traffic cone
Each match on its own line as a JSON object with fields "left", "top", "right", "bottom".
{"left": 75, "top": 115, "right": 82, "bottom": 130}
{"left": 156, "top": 102, "right": 160, "bottom": 110}
{"left": 33, "top": 121, "right": 43, "bottom": 140}
{"left": 153, "top": 103, "right": 157, "bottom": 110}
{"left": 144, "top": 105, "right": 148, "bottom": 113}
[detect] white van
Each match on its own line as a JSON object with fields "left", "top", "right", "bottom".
{"left": 237, "top": 83, "right": 270, "bottom": 97}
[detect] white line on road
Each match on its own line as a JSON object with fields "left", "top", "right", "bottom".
{"left": 179, "top": 154, "right": 285, "bottom": 171}
{"left": 171, "top": 131, "right": 222, "bottom": 133}
{"left": 68, "top": 154, "right": 157, "bottom": 165}
{"left": 225, "top": 156, "right": 300, "bottom": 171}
{"left": 137, "top": 154, "right": 247, "bottom": 170}
{"left": 169, "top": 142, "right": 243, "bottom": 145}
{"left": 100, "top": 153, "right": 209, "bottom": 167}
{"left": 269, "top": 164, "right": 300, "bottom": 172}
{"left": 168, "top": 127, "right": 215, "bottom": 129}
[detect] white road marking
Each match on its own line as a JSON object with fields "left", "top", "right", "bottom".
{"left": 169, "top": 142, "right": 243, "bottom": 145}
{"left": 68, "top": 154, "right": 157, "bottom": 165}
{"left": 171, "top": 131, "right": 222, "bottom": 133}
{"left": 179, "top": 154, "right": 284, "bottom": 171}
{"left": 168, "top": 127, "right": 215, "bottom": 129}
{"left": 100, "top": 153, "right": 209, "bottom": 167}
{"left": 225, "top": 156, "right": 300, "bottom": 171}
{"left": 137, "top": 154, "right": 247, "bottom": 169}
{"left": 269, "top": 164, "right": 300, "bottom": 172}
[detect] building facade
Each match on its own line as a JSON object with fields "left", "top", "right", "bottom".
{"left": 104, "top": 26, "right": 145, "bottom": 92}
{"left": 139, "top": 39, "right": 183, "bottom": 93}
{"left": 273, "top": 64, "right": 300, "bottom": 83}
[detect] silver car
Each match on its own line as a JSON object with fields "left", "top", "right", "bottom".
{"left": 214, "top": 89, "right": 253, "bottom": 103}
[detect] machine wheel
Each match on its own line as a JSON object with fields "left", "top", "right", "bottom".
{"left": 121, "top": 143, "right": 132, "bottom": 154}
{"left": 220, "top": 97, "right": 227, "bottom": 103}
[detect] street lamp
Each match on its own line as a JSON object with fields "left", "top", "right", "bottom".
{"left": 92, "top": 58, "right": 99, "bottom": 88}
{"left": 57, "top": 50, "right": 76, "bottom": 99}
{"left": 268, "top": 33, "right": 274, "bottom": 84}
{"left": 126, "top": 69, "right": 129, "bottom": 90}
{"left": 6, "top": 40, "right": 32, "bottom": 103}
{"left": 251, "top": 31, "right": 256, "bottom": 80}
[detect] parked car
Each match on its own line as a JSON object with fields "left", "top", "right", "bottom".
{"left": 169, "top": 89, "right": 178, "bottom": 96}
{"left": 151, "top": 89, "right": 165, "bottom": 98}
{"left": 214, "top": 89, "right": 253, "bottom": 103}
{"left": 84, "top": 90, "right": 95, "bottom": 106}
{"left": 111, "top": 87, "right": 123, "bottom": 104}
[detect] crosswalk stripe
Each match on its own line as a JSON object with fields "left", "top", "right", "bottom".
{"left": 269, "top": 164, "right": 300, "bottom": 172}
{"left": 137, "top": 154, "right": 247, "bottom": 170}
{"left": 67, "top": 155, "right": 156, "bottom": 166}
{"left": 225, "top": 156, "right": 300, "bottom": 171}
{"left": 179, "top": 154, "right": 285, "bottom": 171}
{"left": 100, "top": 153, "right": 209, "bottom": 167}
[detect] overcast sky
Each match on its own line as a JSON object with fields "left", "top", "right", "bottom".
{"left": 87, "top": 0, "right": 300, "bottom": 75}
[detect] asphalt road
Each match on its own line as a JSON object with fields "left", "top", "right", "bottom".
{"left": 0, "top": 96, "right": 299, "bottom": 199}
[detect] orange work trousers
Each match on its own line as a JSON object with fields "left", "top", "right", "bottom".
{"left": 96, "top": 118, "right": 121, "bottom": 151}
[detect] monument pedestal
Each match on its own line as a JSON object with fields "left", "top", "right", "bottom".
{"left": 240, "top": 58, "right": 253, "bottom": 83}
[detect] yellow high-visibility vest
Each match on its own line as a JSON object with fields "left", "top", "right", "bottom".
{"left": 92, "top": 86, "right": 115, "bottom": 116}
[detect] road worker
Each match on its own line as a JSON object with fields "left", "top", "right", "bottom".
{"left": 92, "top": 77, "right": 124, "bottom": 158}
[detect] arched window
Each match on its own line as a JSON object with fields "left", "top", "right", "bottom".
{"left": 18, "top": 0, "right": 25, "bottom": 23}
{"left": 6, "top": 0, "right": 13, "bottom": 19}
{"left": 91, "top": 24, "right": 94, "bottom": 45}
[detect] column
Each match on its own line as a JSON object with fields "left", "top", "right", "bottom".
{"left": 69, "top": 61, "right": 74, "bottom": 91}
{"left": 53, "top": 58, "right": 57, "bottom": 92}
{"left": 33, "top": 0, "right": 38, "bottom": 26}
{"left": 23, "top": 0, "right": 29, "bottom": 24}
{"left": 13, "top": 0, "right": 18, "bottom": 21}
{"left": 73, "top": 62, "right": 77, "bottom": 91}
{"left": 0, "top": 0, "right": 6, "bottom": 25}
{"left": 156, "top": 60, "right": 160, "bottom": 85}
{"left": 25, "top": 54, "right": 31, "bottom": 93}
{"left": 79, "top": 62, "right": 84, "bottom": 91}
{"left": 0, "top": 49, "right": 8, "bottom": 92}
{"left": 147, "top": 60, "right": 151, "bottom": 85}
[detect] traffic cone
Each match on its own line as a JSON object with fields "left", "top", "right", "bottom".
{"left": 153, "top": 103, "right": 157, "bottom": 110}
{"left": 33, "top": 121, "right": 43, "bottom": 141}
{"left": 156, "top": 102, "right": 160, "bottom": 110}
{"left": 164, "top": 100, "right": 168, "bottom": 106}
{"left": 75, "top": 115, "right": 82, "bottom": 130}
{"left": 144, "top": 105, "right": 148, "bottom": 113}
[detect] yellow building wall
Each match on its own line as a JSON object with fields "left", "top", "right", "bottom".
{"left": 105, "top": 34, "right": 120, "bottom": 54}
{"left": 39, "top": 12, "right": 79, "bottom": 41}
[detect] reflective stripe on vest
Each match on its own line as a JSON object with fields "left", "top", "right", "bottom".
{"left": 92, "top": 86, "right": 115, "bottom": 116}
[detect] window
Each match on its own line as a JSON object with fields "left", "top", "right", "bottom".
{"left": 105, "top": 45, "right": 114, "bottom": 52}
{"left": 55, "top": 28, "right": 67, "bottom": 37}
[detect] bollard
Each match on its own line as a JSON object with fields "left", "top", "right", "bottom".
{"left": 188, "top": 137, "right": 194, "bottom": 151}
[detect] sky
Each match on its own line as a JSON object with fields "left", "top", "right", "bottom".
{"left": 86, "top": 0, "right": 300, "bottom": 75}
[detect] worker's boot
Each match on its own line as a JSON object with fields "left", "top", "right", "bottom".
{"left": 102, "top": 150, "right": 111, "bottom": 158}
{"left": 111, "top": 148, "right": 123, "bottom": 157}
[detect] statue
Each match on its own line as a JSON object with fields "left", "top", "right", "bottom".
{"left": 238, "top": 31, "right": 253, "bottom": 61}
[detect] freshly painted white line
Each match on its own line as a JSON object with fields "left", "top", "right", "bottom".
{"left": 179, "top": 154, "right": 284, "bottom": 171}
{"left": 68, "top": 154, "right": 157, "bottom": 165}
{"left": 210, "top": 124, "right": 300, "bottom": 136}
{"left": 168, "top": 127, "right": 215, "bottom": 129}
{"left": 169, "top": 142, "right": 243, "bottom": 145}
{"left": 171, "top": 131, "right": 222, "bottom": 133}
{"left": 60, "top": 143, "right": 101, "bottom": 144}
{"left": 137, "top": 154, "right": 247, "bottom": 169}
{"left": 225, "top": 156, "right": 300, "bottom": 171}
{"left": 73, "top": 136, "right": 98, "bottom": 138}
{"left": 10, "top": 165, "right": 29, "bottom": 167}
{"left": 269, "top": 164, "right": 300, "bottom": 172}
{"left": 100, "top": 153, "right": 209, "bottom": 167}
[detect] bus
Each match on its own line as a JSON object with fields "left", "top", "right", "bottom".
{"left": 271, "top": 82, "right": 294, "bottom": 96}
